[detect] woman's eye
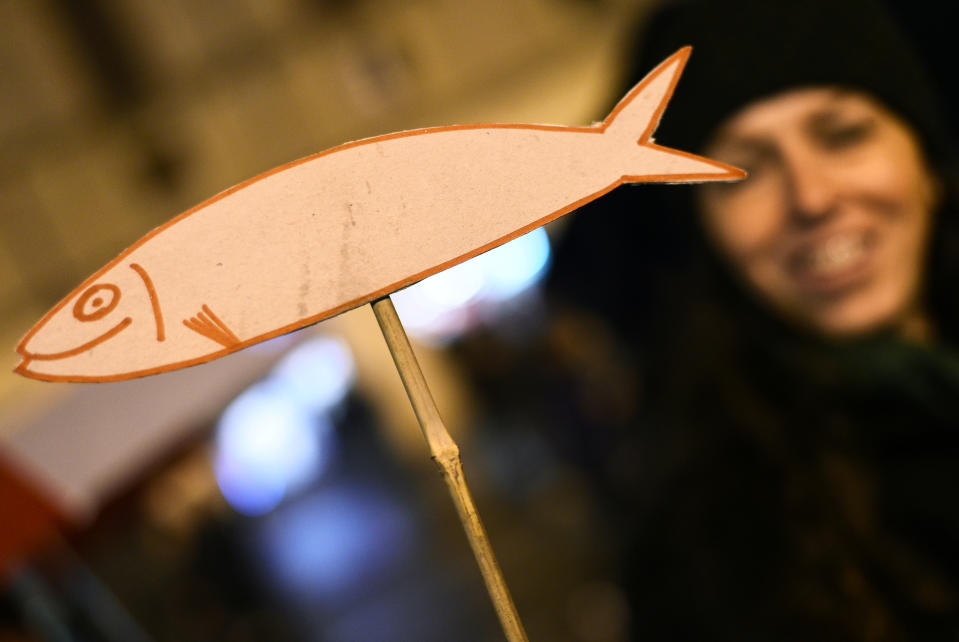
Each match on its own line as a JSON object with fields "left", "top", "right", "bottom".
{"left": 817, "top": 120, "right": 876, "bottom": 150}
{"left": 73, "top": 284, "right": 120, "bottom": 322}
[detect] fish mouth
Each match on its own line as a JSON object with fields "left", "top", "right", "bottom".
{"left": 14, "top": 359, "right": 40, "bottom": 380}
{"left": 16, "top": 317, "right": 133, "bottom": 364}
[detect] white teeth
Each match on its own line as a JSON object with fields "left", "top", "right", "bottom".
{"left": 803, "top": 234, "right": 866, "bottom": 274}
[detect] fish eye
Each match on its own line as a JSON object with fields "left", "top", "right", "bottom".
{"left": 73, "top": 284, "right": 120, "bottom": 322}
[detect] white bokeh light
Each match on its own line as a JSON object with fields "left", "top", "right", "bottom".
{"left": 270, "top": 336, "right": 355, "bottom": 413}
{"left": 392, "top": 227, "right": 551, "bottom": 343}
{"left": 479, "top": 226, "right": 551, "bottom": 300}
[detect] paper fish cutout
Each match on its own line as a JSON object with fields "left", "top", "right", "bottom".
{"left": 15, "top": 47, "right": 743, "bottom": 382}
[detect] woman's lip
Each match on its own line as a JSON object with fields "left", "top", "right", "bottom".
{"left": 787, "top": 230, "right": 876, "bottom": 295}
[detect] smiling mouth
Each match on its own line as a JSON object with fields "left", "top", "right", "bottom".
{"left": 788, "top": 230, "right": 877, "bottom": 294}
{"left": 17, "top": 317, "right": 133, "bottom": 366}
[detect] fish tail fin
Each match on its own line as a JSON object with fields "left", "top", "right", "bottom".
{"left": 605, "top": 46, "right": 747, "bottom": 183}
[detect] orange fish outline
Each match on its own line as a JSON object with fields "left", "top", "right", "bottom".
{"left": 15, "top": 47, "right": 744, "bottom": 382}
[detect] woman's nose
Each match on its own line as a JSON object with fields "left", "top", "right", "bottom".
{"left": 783, "top": 153, "right": 837, "bottom": 223}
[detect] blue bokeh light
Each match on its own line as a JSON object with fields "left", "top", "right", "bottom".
{"left": 255, "top": 486, "right": 416, "bottom": 602}
{"left": 214, "top": 382, "right": 332, "bottom": 516}
{"left": 214, "top": 335, "right": 358, "bottom": 516}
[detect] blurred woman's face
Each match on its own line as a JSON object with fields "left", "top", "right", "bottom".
{"left": 698, "top": 88, "right": 940, "bottom": 338}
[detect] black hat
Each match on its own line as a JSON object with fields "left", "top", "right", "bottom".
{"left": 628, "top": 0, "right": 949, "bottom": 163}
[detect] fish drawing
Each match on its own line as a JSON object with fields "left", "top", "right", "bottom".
{"left": 15, "top": 47, "right": 744, "bottom": 382}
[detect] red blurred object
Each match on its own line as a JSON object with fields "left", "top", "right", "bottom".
{"left": 0, "top": 452, "right": 64, "bottom": 579}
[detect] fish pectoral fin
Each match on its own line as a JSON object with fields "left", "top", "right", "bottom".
{"left": 183, "top": 304, "right": 240, "bottom": 348}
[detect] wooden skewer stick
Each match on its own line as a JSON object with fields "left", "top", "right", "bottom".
{"left": 371, "top": 296, "right": 528, "bottom": 642}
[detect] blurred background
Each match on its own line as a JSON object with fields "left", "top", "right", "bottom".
{"left": 0, "top": 0, "right": 650, "bottom": 640}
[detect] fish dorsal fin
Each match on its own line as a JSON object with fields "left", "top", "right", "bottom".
{"left": 603, "top": 46, "right": 691, "bottom": 143}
